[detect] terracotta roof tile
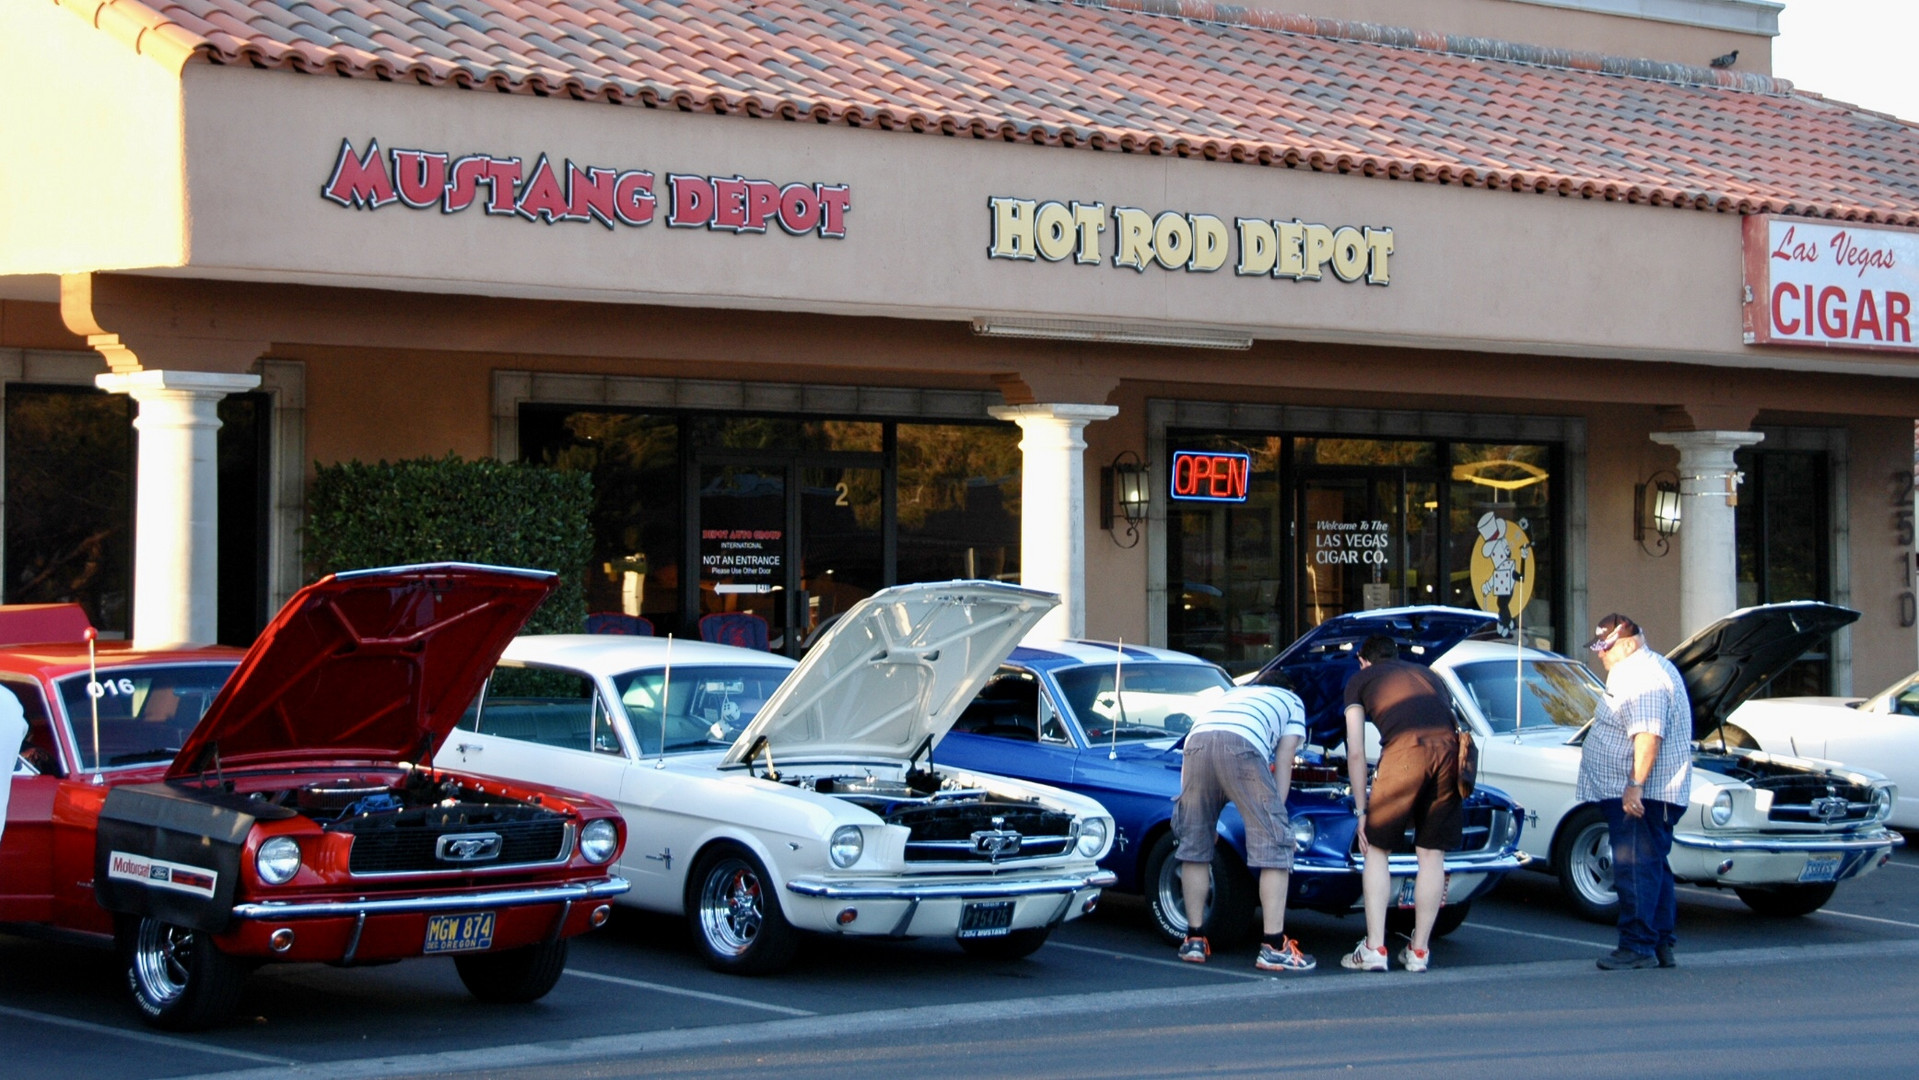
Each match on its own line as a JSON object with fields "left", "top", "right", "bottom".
{"left": 56, "top": 0, "right": 1919, "bottom": 224}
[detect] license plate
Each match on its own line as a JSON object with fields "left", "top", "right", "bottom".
{"left": 1395, "top": 875, "right": 1450, "bottom": 908}
{"left": 1799, "top": 853, "right": 1842, "bottom": 884}
{"left": 957, "top": 900, "right": 1016, "bottom": 939}
{"left": 424, "top": 911, "right": 495, "bottom": 954}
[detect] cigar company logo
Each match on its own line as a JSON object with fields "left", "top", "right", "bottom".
{"left": 107, "top": 851, "right": 219, "bottom": 899}
{"left": 321, "top": 139, "right": 850, "bottom": 238}
{"left": 988, "top": 195, "right": 1394, "bottom": 284}
{"left": 1744, "top": 215, "right": 1919, "bottom": 354}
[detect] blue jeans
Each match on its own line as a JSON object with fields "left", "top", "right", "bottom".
{"left": 1600, "top": 798, "right": 1682, "bottom": 956}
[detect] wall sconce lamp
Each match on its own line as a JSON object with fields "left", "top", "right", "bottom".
{"left": 1634, "top": 469, "right": 1682, "bottom": 556}
{"left": 1101, "top": 451, "right": 1149, "bottom": 548}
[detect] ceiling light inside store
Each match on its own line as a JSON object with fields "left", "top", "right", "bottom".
{"left": 971, "top": 318, "right": 1253, "bottom": 350}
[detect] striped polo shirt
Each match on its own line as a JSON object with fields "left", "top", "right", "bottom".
{"left": 1189, "top": 685, "right": 1309, "bottom": 760}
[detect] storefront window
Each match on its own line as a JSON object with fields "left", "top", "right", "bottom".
{"left": 686, "top": 416, "right": 882, "bottom": 453}
{"left": 1736, "top": 448, "right": 1831, "bottom": 695}
{"left": 4, "top": 386, "right": 134, "bottom": 633}
{"left": 1169, "top": 432, "right": 1559, "bottom": 674}
{"left": 895, "top": 422, "right": 1020, "bottom": 584}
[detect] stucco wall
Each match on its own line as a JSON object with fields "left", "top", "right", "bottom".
{"left": 0, "top": 3, "right": 186, "bottom": 276}
{"left": 1847, "top": 415, "right": 1919, "bottom": 692}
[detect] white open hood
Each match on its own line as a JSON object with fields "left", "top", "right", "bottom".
{"left": 720, "top": 581, "right": 1056, "bottom": 767}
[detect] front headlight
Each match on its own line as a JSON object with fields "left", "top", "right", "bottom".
{"left": 829, "top": 825, "right": 864, "bottom": 868}
{"left": 1290, "top": 816, "right": 1317, "bottom": 851}
{"left": 580, "top": 818, "right": 619, "bottom": 864}
{"left": 1710, "top": 790, "right": 1735, "bottom": 827}
{"left": 1871, "top": 785, "right": 1894, "bottom": 823}
{"left": 256, "top": 836, "right": 301, "bottom": 885}
{"left": 1076, "top": 817, "right": 1111, "bottom": 858}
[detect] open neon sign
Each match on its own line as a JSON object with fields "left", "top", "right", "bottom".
{"left": 1170, "top": 451, "right": 1250, "bottom": 503}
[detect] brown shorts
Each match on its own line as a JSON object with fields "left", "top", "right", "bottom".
{"left": 1364, "top": 730, "right": 1463, "bottom": 853}
{"left": 1173, "top": 729, "right": 1294, "bottom": 870}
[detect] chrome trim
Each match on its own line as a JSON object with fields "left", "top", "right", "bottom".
{"left": 1314, "top": 850, "right": 1528, "bottom": 875}
{"left": 345, "top": 822, "right": 577, "bottom": 879}
{"left": 787, "top": 870, "right": 1117, "bottom": 902}
{"left": 230, "top": 877, "right": 630, "bottom": 920}
{"left": 1672, "top": 830, "right": 1903, "bottom": 854}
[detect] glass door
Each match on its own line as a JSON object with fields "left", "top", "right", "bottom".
{"left": 798, "top": 464, "right": 884, "bottom": 647}
{"left": 1294, "top": 472, "right": 1438, "bottom": 632}
{"left": 697, "top": 462, "right": 788, "bottom": 649}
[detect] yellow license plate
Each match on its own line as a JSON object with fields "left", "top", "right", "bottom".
{"left": 424, "top": 912, "right": 495, "bottom": 954}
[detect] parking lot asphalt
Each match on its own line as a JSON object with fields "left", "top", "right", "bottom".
{"left": 4, "top": 842, "right": 1915, "bottom": 1080}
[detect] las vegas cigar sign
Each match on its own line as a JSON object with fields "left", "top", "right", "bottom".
{"left": 1744, "top": 215, "right": 1919, "bottom": 353}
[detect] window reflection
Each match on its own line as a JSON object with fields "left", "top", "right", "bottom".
{"left": 1451, "top": 659, "right": 1603, "bottom": 733}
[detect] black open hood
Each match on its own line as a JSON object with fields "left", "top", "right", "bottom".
{"left": 1667, "top": 602, "right": 1859, "bottom": 739}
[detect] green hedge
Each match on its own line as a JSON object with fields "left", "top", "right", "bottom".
{"left": 305, "top": 455, "right": 593, "bottom": 637}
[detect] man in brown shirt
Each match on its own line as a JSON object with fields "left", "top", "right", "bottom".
{"left": 1340, "top": 634, "right": 1462, "bottom": 972}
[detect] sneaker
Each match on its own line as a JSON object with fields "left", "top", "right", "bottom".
{"left": 1340, "top": 938, "right": 1388, "bottom": 971}
{"left": 1255, "top": 937, "right": 1317, "bottom": 973}
{"left": 1596, "top": 948, "right": 1658, "bottom": 971}
{"left": 1177, "top": 936, "right": 1211, "bottom": 963}
{"left": 1655, "top": 944, "right": 1677, "bottom": 969}
{"left": 1396, "top": 944, "right": 1430, "bottom": 973}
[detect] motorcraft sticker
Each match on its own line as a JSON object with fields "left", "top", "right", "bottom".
{"left": 106, "top": 851, "right": 219, "bottom": 899}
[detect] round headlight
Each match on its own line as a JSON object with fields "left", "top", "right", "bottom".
{"left": 1076, "top": 817, "right": 1111, "bottom": 858}
{"left": 580, "top": 818, "right": 619, "bottom": 864}
{"left": 1710, "top": 790, "right": 1734, "bottom": 827}
{"left": 1871, "top": 786, "right": 1894, "bottom": 823}
{"left": 1290, "top": 816, "right": 1317, "bottom": 851}
{"left": 256, "top": 836, "right": 301, "bottom": 885}
{"left": 829, "top": 825, "right": 864, "bottom": 868}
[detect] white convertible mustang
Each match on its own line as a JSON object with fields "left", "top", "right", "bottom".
{"left": 436, "top": 581, "right": 1116, "bottom": 973}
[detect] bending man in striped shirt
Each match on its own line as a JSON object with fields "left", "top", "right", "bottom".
{"left": 1171, "top": 680, "right": 1315, "bottom": 972}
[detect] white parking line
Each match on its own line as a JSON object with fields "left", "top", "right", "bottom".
{"left": 1456, "top": 921, "right": 1612, "bottom": 949}
{"left": 1811, "top": 909, "right": 1919, "bottom": 931}
{"left": 1045, "top": 940, "right": 1268, "bottom": 979}
{"left": 0, "top": 1003, "right": 293, "bottom": 1065}
{"left": 563, "top": 968, "right": 817, "bottom": 1016}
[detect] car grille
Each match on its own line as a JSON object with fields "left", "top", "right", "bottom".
{"left": 347, "top": 819, "right": 569, "bottom": 874}
{"left": 1764, "top": 777, "right": 1878, "bottom": 826}
{"left": 894, "top": 805, "right": 1078, "bottom": 863}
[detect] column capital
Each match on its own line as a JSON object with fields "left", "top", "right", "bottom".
{"left": 987, "top": 402, "right": 1120, "bottom": 425}
{"left": 1649, "top": 429, "right": 1766, "bottom": 455}
{"left": 97, "top": 369, "right": 263, "bottom": 397}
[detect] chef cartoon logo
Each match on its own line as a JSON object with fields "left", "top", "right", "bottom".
{"left": 1469, "top": 511, "right": 1533, "bottom": 636}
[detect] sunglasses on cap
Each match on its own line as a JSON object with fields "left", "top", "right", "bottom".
{"left": 1587, "top": 623, "right": 1631, "bottom": 653}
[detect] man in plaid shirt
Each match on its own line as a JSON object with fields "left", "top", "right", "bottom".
{"left": 1576, "top": 613, "right": 1693, "bottom": 970}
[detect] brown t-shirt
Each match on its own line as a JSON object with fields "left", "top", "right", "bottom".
{"left": 1343, "top": 658, "right": 1455, "bottom": 745}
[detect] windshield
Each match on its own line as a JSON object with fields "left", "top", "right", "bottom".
{"left": 614, "top": 663, "right": 792, "bottom": 755}
{"left": 1450, "top": 658, "right": 1605, "bottom": 734}
{"left": 56, "top": 663, "right": 238, "bottom": 771}
{"left": 1055, "top": 662, "right": 1233, "bottom": 742}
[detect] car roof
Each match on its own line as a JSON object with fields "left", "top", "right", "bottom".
{"left": 1011, "top": 639, "right": 1220, "bottom": 669}
{"left": 501, "top": 634, "right": 799, "bottom": 674}
{"left": 1434, "top": 638, "right": 1574, "bottom": 668}
{"left": 0, "top": 641, "right": 243, "bottom": 679}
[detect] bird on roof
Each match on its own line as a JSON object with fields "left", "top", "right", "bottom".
{"left": 1709, "top": 49, "right": 1739, "bottom": 68}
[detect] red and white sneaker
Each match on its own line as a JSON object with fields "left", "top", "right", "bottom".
{"left": 1340, "top": 938, "right": 1388, "bottom": 971}
{"left": 1177, "top": 935, "right": 1211, "bottom": 963}
{"left": 1397, "top": 944, "right": 1430, "bottom": 972}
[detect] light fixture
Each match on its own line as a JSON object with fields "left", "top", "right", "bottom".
{"left": 1634, "top": 468, "right": 1682, "bottom": 556}
{"left": 971, "top": 317, "right": 1253, "bottom": 350}
{"left": 1100, "top": 450, "right": 1149, "bottom": 548}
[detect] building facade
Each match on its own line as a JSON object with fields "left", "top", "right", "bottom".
{"left": 4, "top": 0, "right": 1916, "bottom": 694}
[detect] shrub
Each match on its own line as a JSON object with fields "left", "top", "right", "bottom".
{"left": 304, "top": 455, "right": 593, "bottom": 637}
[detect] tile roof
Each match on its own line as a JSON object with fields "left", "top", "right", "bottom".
{"left": 54, "top": 0, "right": 1919, "bottom": 225}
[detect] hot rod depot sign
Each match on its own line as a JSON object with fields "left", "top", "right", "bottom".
{"left": 1744, "top": 215, "right": 1918, "bottom": 353}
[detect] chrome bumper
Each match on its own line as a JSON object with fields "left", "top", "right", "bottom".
{"left": 1672, "top": 830, "right": 1904, "bottom": 855}
{"left": 230, "top": 877, "right": 630, "bottom": 920}
{"left": 786, "top": 870, "right": 1117, "bottom": 902}
{"left": 1308, "top": 850, "right": 1530, "bottom": 875}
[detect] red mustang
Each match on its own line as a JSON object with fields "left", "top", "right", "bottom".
{"left": 0, "top": 564, "right": 628, "bottom": 1029}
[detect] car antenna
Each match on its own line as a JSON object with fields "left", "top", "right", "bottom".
{"left": 656, "top": 633, "right": 673, "bottom": 769}
{"left": 1110, "top": 639, "right": 1125, "bottom": 760}
{"left": 1514, "top": 607, "right": 1524, "bottom": 744}
{"left": 84, "top": 627, "right": 102, "bottom": 782}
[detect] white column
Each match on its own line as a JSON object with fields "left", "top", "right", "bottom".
{"left": 97, "top": 370, "right": 263, "bottom": 647}
{"left": 988, "top": 402, "right": 1118, "bottom": 640}
{"left": 1650, "top": 429, "right": 1765, "bottom": 639}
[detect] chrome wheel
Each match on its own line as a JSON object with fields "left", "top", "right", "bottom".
{"left": 1567, "top": 820, "right": 1617, "bottom": 907}
{"left": 132, "top": 920, "right": 196, "bottom": 1005}
{"left": 698, "top": 856, "right": 766, "bottom": 957}
{"left": 1154, "top": 847, "right": 1209, "bottom": 938}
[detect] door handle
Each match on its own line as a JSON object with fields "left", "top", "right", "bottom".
{"left": 455, "top": 743, "right": 482, "bottom": 755}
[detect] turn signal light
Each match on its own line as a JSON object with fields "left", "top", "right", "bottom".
{"left": 836, "top": 907, "right": 859, "bottom": 926}
{"left": 269, "top": 928, "right": 296, "bottom": 953}
{"left": 1082, "top": 896, "right": 1100, "bottom": 914}
{"left": 589, "top": 905, "right": 611, "bottom": 928}
{"left": 1716, "top": 859, "right": 1735, "bottom": 875}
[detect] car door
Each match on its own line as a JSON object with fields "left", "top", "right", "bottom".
{"left": 934, "top": 665, "right": 1080, "bottom": 790}
{"left": 0, "top": 676, "right": 66, "bottom": 923}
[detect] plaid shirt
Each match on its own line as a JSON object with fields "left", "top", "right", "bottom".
{"left": 1575, "top": 646, "right": 1693, "bottom": 805}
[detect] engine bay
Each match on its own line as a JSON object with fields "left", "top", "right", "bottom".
{"left": 780, "top": 768, "right": 1076, "bottom": 860}
{"left": 233, "top": 768, "right": 565, "bottom": 832}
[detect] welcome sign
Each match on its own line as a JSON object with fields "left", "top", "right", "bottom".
{"left": 1743, "top": 215, "right": 1918, "bottom": 353}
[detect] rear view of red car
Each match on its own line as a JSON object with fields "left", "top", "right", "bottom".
{"left": 0, "top": 564, "right": 628, "bottom": 1029}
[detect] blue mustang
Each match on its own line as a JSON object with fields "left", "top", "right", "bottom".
{"left": 933, "top": 612, "right": 1525, "bottom": 945}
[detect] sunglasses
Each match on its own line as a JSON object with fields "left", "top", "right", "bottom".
{"left": 1587, "top": 625, "right": 1627, "bottom": 653}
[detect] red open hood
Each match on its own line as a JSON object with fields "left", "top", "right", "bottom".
{"left": 169, "top": 564, "right": 557, "bottom": 777}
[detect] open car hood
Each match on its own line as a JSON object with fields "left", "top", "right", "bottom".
{"left": 169, "top": 564, "right": 557, "bottom": 777}
{"left": 1248, "top": 606, "right": 1496, "bottom": 746}
{"left": 721, "top": 581, "right": 1056, "bottom": 766}
{"left": 1666, "top": 601, "right": 1860, "bottom": 739}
